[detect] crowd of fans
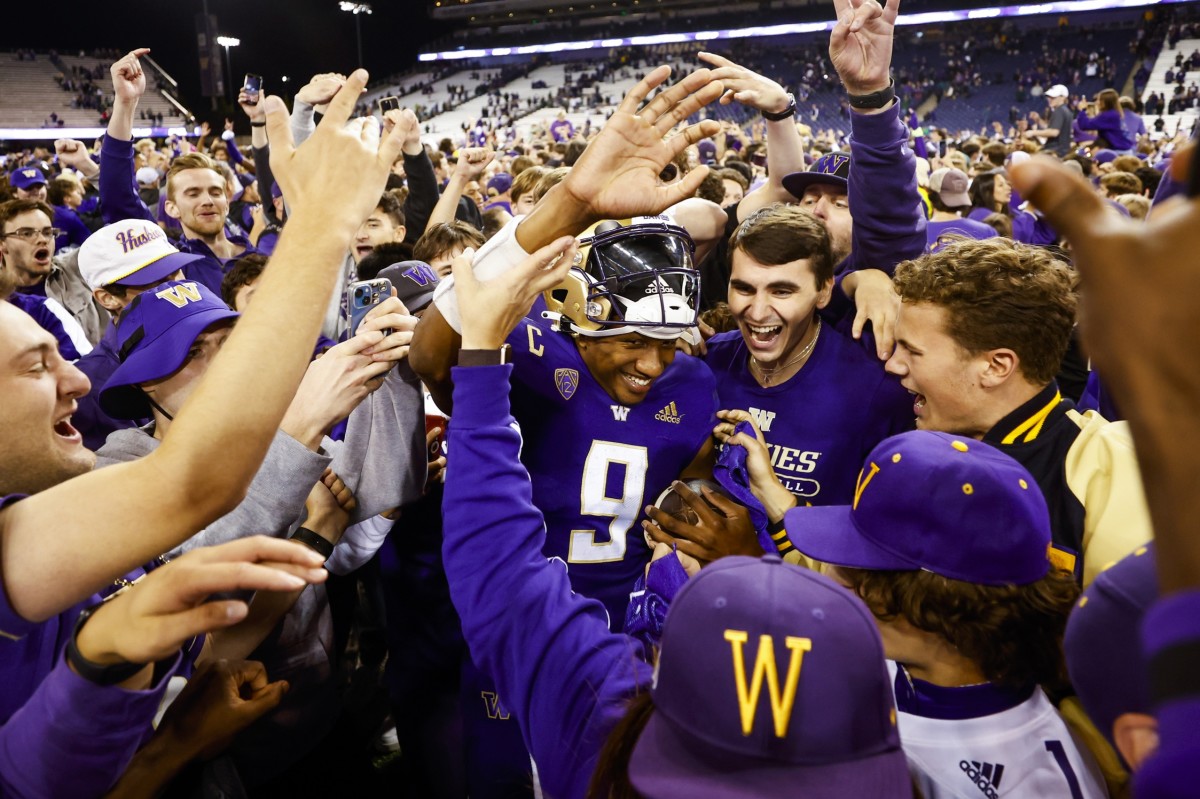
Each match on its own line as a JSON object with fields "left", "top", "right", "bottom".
{"left": 4, "top": 1, "right": 1200, "bottom": 797}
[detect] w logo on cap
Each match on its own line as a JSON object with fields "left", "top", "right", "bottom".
{"left": 155, "top": 282, "right": 204, "bottom": 308}
{"left": 21, "top": 169, "right": 37, "bottom": 179}
{"left": 816, "top": 153, "right": 850, "bottom": 176}
{"left": 725, "top": 630, "right": 813, "bottom": 737}
{"left": 403, "top": 263, "right": 438, "bottom": 286}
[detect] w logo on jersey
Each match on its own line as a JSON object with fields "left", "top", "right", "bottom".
{"left": 748, "top": 407, "right": 776, "bottom": 433}
{"left": 555, "top": 368, "right": 579, "bottom": 401}
{"left": 480, "top": 691, "right": 511, "bottom": 721}
{"left": 611, "top": 405, "right": 630, "bottom": 421}
{"left": 725, "top": 630, "right": 812, "bottom": 737}
{"left": 154, "top": 282, "right": 204, "bottom": 308}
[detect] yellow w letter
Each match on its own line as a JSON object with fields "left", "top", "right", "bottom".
{"left": 725, "top": 630, "right": 812, "bottom": 738}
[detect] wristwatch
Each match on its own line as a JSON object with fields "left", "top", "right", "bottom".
{"left": 761, "top": 93, "right": 797, "bottom": 122}
{"left": 67, "top": 605, "right": 146, "bottom": 686}
{"left": 459, "top": 344, "right": 512, "bottom": 367}
{"left": 847, "top": 78, "right": 896, "bottom": 110}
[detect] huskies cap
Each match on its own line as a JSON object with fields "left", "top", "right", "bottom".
{"left": 10, "top": 167, "right": 46, "bottom": 189}
{"left": 786, "top": 431, "right": 1052, "bottom": 585}
{"left": 378, "top": 260, "right": 440, "bottom": 314}
{"left": 79, "top": 219, "right": 204, "bottom": 289}
{"left": 628, "top": 556, "right": 911, "bottom": 798}
{"left": 98, "top": 280, "right": 239, "bottom": 419}
{"left": 782, "top": 151, "right": 850, "bottom": 199}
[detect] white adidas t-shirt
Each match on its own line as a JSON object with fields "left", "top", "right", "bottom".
{"left": 889, "top": 663, "right": 1109, "bottom": 799}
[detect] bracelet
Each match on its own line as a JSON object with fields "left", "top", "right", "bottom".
{"left": 250, "top": 121, "right": 266, "bottom": 128}
{"left": 290, "top": 526, "right": 334, "bottom": 560}
{"left": 847, "top": 78, "right": 896, "bottom": 110}
{"left": 67, "top": 605, "right": 146, "bottom": 686}
{"left": 761, "top": 93, "right": 796, "bottom": 122}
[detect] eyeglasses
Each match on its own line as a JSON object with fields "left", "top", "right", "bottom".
{"left": 2, "top": 227, "right": 61, "bottom": 241}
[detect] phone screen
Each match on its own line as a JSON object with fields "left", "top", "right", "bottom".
{"left": 243, "top": 73, "right": 263, "bottom": 100}
{"left": 380, "top": 96, "right": 400, "bottom": 113}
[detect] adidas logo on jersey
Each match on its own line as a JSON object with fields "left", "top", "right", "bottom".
{"left": 611, "top": 405, "right": 631, "bottom": 421}
{"left": 654, "top": 401, "right": 683, "bottom": 423}
{"left": 960, "top": 760, "right": 1004, "bottom": 799}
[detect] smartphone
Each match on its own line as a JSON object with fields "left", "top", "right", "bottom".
{"left": 348, "top": 278, "right": 393, "bottom": 336}
{"left": 425, "top": 414, "right": 448, "bottom": 460}
{"left": 379, "top": 95, "right": 401, "bottom": 113}
{"left": 243, "top": 73, "right": 263, "bottom": 102}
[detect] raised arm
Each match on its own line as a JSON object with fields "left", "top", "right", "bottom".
{"left": 427, "top": 147, "right": 494, "bottom": 232}
{"left": 0, "top": 68, "right": 404, "bottom": 623}
{"left": 99, "top": 49, "right": 155, "bottom": 225}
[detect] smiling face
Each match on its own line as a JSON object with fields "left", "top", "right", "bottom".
{"left": 728, "top": 249, "right": 832, "bottom": 368}
{"left": 576, "top": 332, "right": 678, "bottom": 406}
{"left": 0, "top": 303, "right": 94, "bottom": 494}
{"left": 165, "top": 167, "right": 229, "bottom": 239}
{"left": 886, "top": 301, "right": 989, "bottom": 437}
{"left": 0, "top": 208, "right": 56, "bottom": 289}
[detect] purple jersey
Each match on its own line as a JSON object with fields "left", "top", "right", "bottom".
{"left": 506, "top": 315, "right": 716, "bottom": 627}
{"left": 704, "top": 327, "right": 914, "bottom": 505}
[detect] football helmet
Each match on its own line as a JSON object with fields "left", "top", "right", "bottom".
{"left": 543, "top": 218, "right": 700, "bottom": 340}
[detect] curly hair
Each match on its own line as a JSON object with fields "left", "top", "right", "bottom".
{"left": 838, "top": 566, "right": 1079, "bottom": 689}
{"left": 892, "top": 237, "right": 1077, "bottom": 385}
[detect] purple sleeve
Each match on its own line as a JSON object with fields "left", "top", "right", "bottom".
{"left": 443, "top": 364, "right": 652, "bottom": 799}
{"left": 0, "top": 652, "right": 180, "bottom": 799}
{"left": 98, "top": 135, "right": 155, "bottom": 226}
{"left": 224, "top": 136, "right": 245, "bottom": 166}
{"left": 1135, "top": 591, "right": 1200, "bottom": 799}
{"left": 841, "top": 103, "right": 927, "bottom": 279}
{"left": 1010, "top": 210, "right": 1058, "bottom": 246}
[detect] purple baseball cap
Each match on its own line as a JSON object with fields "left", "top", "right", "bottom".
{"left": 99, "top": 280, "right": 239, "bottom": 420}
{"left": 628, "top": 555, "right": 910, "bottom": 798}
{"left": 782, "top": 151, "right": 850, "bottom": 199}
{"left": 377, "top": 260, "right": 440, "bottom": 313}
{"left": 10, "top": 166, "right": 47, "bottom": 189}
{"left": 1064, "top": 543, "right": 1156, "bottom": 756}
{"left": 785, "top": 431, "right": 1052, "bottom": 586}
{"left": 487, "top": 173, "right": 513, "bottom": 195}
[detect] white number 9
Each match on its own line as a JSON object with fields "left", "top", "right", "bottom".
{"left": 568, "top": 441, "right": 649, "bottom": 564}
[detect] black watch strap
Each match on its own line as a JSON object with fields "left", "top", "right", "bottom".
{"left": 291, "top": 526, "right": 335, "bottom": 560}
{"left": 67, "top": 605, "right": 146, "bottom": 686}
{"left": 761, "top": 93, "right": 797, "bottom": 122}
{"left": 459, "top": 344, "right": 511, "bottom": 367}
{"left": 847, "top": 78, "right": 896, "bottom": 110}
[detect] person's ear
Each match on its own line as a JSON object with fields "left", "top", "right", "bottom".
{"left": 164, "top": 199, "right": 181, "bottom": 221}
{"left": 1113, "top": 712, "right": 1159, "bottom": 771}
{"left": 93, "top": 287, "right": 124, "bottom": 313}
{"left": 979, "top": 348, "right": 1019, "bottom": 388}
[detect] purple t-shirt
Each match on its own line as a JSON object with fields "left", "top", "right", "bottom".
{"left": 704, "top": 326, "right": 914, "bottom": 505}
{"left": 926, "top": 217, "right": 998, "bottom": 252}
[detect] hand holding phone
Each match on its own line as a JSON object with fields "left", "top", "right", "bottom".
{"left": 348, "top": 278, "right": 394, "bottom": 336}
{"left": 379, "top": 96, "right": 400, "bottom": 113}
{"left": 243, "top": 73, "right": 263, "bottom": 103}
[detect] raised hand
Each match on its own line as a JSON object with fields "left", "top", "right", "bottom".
{"left": 238, "top": 89, "right": 265, "bottom": 124}
{"left": 698, "top": 52, "right": 791, "bottom": 115}
{"left": 264, "top": 68, "right": 405, "bottom": 231}
{"left": 829, "top": 0, "right": 900, "bottom": 95}
{"left": 72, "top": 536, "right": 327, "bottom": 670}
{"left": 713, "top": 409, "right": 797, "bottom": 523}
{"left": 454, "top": 147, "right": 496, "bottom": 180}
{"left": 282, "top": 329, "right": 395, "bottom": 446}
{"left": 296, "top": 72, "right": 348, "bottom": 112}
{"left": 454, "top": 238, "right": 578, "bottom": 350}
{"left": 358, "top": 295, "right": 419, "bottom": 369}
{"left": 383, "top": 108, "right": 423, "bottom": 155}
{"left": 110, "top": 48, "right": 150, "bottom": 104}
{"left": 54, "top": 139, "right": 96, "bottom": 174}
{"left": 544, "top": 66, "right": 723, "bottom": 229}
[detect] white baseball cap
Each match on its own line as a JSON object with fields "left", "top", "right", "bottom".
{"left": 1045, "top": 84, "right": 1070, "bottom": 99}
{"left": 79, "top": 219, "right": 203, "bottom": 289}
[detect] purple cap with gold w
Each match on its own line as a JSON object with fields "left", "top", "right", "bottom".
{"left": 628, "top": 555, "right": 910, "bottom": 798}
{"left": 786, "top": 431, "right": 1052, "bottom": 585}
{"left": 782, "top": 151, "right": 850, "bottom": 199}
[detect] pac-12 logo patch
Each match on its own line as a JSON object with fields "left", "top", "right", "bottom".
{"left": 555, "top": 368, "right": 579, "bottom": 400}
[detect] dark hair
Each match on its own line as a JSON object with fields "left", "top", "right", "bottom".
{"left": 481, "top": 207, "right": 511, "bottom": 240}
{"left": 356, "top": 242, "right": 414, "bottom": 281}
{"left": 376, "top": 192, "right": 405, "bottom": 228}
{"left": 981, "top": 212, "right": 1012, "bottom": 238}
{"left": 1100, "top": 172, "right": 1142, "bottom": 198}
{"left": 585, "top": 691, "right": 654, "bottom": 799}
{"left": 839, "top": 566, "right": 1080, "bottom": 689}
{"left": 564, "top": 140, "right": 587, "bottom": 167}
{"left": 893, "top": 237, "right": 1077, "bottom": 385}
{"left": 729, "top": 204, "right": 834, "bottom": 288}
{"left": 694, "top": 171, "right": 725, "bottom": 205}
{"left": 968, "top": 170, "right": 1009, "bottom": 216}
{"left": 1134, "top": 166, "right": 1162, "bottom": 197}
{"left": 221, "top": 253, "right": 269, "bottom": 308}
{"left": 1096, "top": 89, "right": 1119, "bottom": 113}
{"left": 413, "top": 222, "right": 485, "bottom": 264}
{"left": 47, "top": 177, "right": 80, "bottom": 207}
{"left": 981, "top": 142, "right": 1008, "bottom": 168}
{"left": 929, "top": 191, "right": 969, "bottom": 214}
{"left": 721, "top": 160, "right": 753, "bottom": 185}
{"left": 716, "top": 168, "right": 748, "bottom": 192}
{"left": 511, "top": 155, "right": 537, "bottom": 177}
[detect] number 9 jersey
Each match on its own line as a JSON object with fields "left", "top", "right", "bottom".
{"left": 505, "top": 313, "right": 717, "bottom": 630}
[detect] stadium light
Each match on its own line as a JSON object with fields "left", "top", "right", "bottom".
{"left": 217, "top": 37, "right": 240, "bottom": 102}
{"left": 338, "top": 2, "right": 373, "bottom": 66}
